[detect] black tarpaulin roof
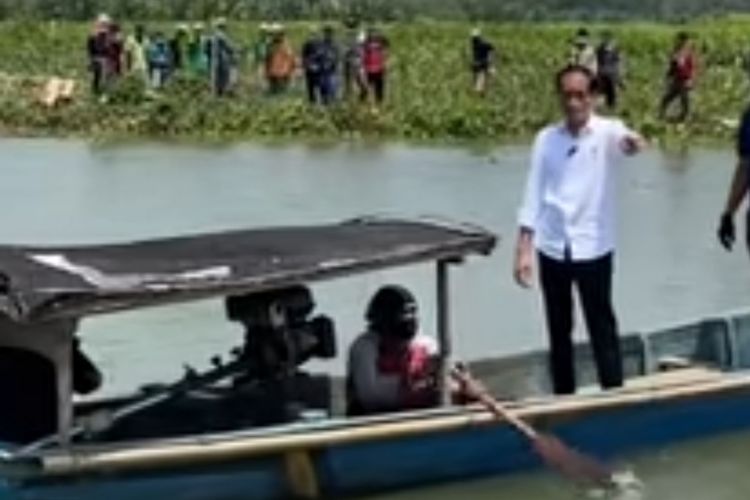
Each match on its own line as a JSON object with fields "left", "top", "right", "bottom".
{"left": 0, "top": 218, "right": 496, "bottom": 324}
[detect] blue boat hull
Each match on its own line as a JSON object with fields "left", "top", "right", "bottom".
{"left": 7, "top": 381, "right": 750, "bottom": 500}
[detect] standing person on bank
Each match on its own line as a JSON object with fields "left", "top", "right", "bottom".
{"left": 659, "top": 32, "right": 697, "bottom": 122}
{"left": 124, "top": 24, "right": 148, "bottom": 82}
{"left": 87, "top": 14, "right": 112, "bottom": 98}
{"left": 319, "top": 26, "right": 341, "bottom": 105}
{"left": 362, "top": 27, "right": 389, "bottom": 105}
{"left": 596, "top": 31, "right": 623, "bottom": 110}
{"left": 470, "top": 27, "right": 495, "bottom": 96}
{"left": 207, "top": 19, "right": 237, "bottom": 97}
{"left": 301, "top": 28, "right": 324, "bottom": 104}
{"left": 569, "top": 29, "right": 598, "bottom": 76}
{"left": 514, "top": 65, "right": 646, "bottom": 395}
{"left": 718, "top": 106, "right": 750, "bottom": 254}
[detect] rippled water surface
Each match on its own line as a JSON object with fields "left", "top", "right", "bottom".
{"left": 2, "top": 139, "right": 749, "bottom": 498}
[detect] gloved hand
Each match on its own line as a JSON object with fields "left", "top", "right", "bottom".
{"left": 718, "top": 213, "right": 736, "bottom": 251}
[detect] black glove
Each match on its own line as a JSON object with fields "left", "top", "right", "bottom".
{"left": 718, "top": 213, "right": 736, "bottom": 251}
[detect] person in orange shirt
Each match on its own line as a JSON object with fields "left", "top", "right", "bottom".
{"left": 266, "top": 25, "right": 297, "bottom": 94}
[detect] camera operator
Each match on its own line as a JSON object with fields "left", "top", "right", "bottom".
{"left": 346, "top": 285, "right": 440, "bottom": 416}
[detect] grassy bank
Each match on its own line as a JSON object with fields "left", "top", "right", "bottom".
{"left": 0, "top": 19, "right": 749, "bottom": 143}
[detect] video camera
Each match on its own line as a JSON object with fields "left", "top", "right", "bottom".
{"left": 226, "top": 286, "right": 336, "bottom": 381}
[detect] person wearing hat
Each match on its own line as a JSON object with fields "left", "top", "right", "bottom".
{"left": 470, "top": 27, "right": 495, "bottom": 96}
{"left": 569, "top": 28, "right": 598, "bottom": 76}
{"left": 124, "top": 24, "right": 149, "bottom": 81}
{"left": 343, "top": 23, "right": 367, "bottom": 100}
{"left": 86, "top": 13, "right": 112, "bottom": 97}
{"left": 346, "top": 286, "right": 440, "bottom": 416}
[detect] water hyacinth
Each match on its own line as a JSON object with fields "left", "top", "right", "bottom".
{"left": 0, "top": 19, "right": 744, "bottom": 143}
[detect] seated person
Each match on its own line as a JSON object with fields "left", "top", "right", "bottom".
{"left": 347, "top": 285, "right": 440, "bottom": 416}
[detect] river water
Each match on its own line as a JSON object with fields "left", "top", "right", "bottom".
{"left": 2, "top": 138, "right": 750, "bottom": 498}
{"left": 361, "top": 429, "right": 750, "bottom": 500}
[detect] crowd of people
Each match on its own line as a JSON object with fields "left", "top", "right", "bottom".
{"left": 568, "top": 27, "right": 697, "bottom": 121}
{"left": 83, "top": 14, "right": 704, "bottom": 126}
{"left": 85, "top": 13, "right": 393, "bottom": 106}
{"left": 87, "top": 14, "right": 239, "bottom": 99}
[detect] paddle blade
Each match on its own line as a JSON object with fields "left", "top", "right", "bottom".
{"left": 532, "top": 434, "right": 614, "bottom": 488}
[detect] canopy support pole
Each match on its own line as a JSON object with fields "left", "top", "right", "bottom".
{"left": 436, "top": 260, "right": 452, "bottom": 406}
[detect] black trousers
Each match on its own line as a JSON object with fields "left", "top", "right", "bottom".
{"left": 365, "top": 71, "right": 385, "bottom": 103}
{"left": 90, "top": 59, "right": 106, "bottom": 95}
{"left": 539, "top": 252, "right": 623, "bottom": 395}
{"left": 660, "top": 81, "right": 691, "bottom": 122}
{"left": 597, "top": 74, "right": 618, "bottom": 109}
{"left": 305, "top": 71, "right": 321, "bottom": 104}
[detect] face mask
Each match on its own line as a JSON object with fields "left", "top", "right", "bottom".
{"left": 391, "top": 317, "right": 418, "bottom": 341}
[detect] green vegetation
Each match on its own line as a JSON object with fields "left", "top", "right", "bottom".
{"left": 0, "top": 19, "right": 748, "bottom": 143}
{"left": 0, "top": 0, "right": 749, "bottom": 22}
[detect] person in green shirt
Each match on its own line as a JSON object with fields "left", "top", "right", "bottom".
{"left": 187, "top": 23, "right": 209, "bottom": 77}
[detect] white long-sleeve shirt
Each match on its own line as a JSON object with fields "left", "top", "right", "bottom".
{"left": 517, "top": 114, "right": 634, "bottom": 262}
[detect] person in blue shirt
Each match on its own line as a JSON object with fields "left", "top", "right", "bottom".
{"left": 319, "top": 26, "right": 340, "bottom": 105}
{"left": 206, "top": 19, "right": 237, "bottom": 97}
{"left": 302, "top": 29, "right": 324, "bottom": 104}
{"left": 718, "top": 107, "right": 750, "bottom": 254}
{"left": 147, "top": 32, "right": 172, "bottom": 89}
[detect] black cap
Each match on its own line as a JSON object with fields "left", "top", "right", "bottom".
{"left": 366, "top": 285, "right": 417, "bottom": 325}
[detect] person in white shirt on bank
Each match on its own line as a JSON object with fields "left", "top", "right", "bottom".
{"left": 514, "top": 64, "right": 646, "bottom": 395}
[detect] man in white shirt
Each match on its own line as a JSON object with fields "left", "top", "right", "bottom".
{"left": 514, "top": 64, "right": 645, "bottom": 395}
{"left": 347, "top": 286, "right": 440, "bottom": 415}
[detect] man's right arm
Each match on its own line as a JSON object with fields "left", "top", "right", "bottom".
{"left": 718, "top": 158, "right": 749, "bottom": 251}
{"left": 514, "top": 227, "right": 535, "bottom": 288}
{"left": 718, "top": 110, "right": 750, "bottom": 251}
{"left": 514, "top": 131, "right": 546, "bottom": 288}
{"left": 723, "top": 159, "right": 749, "bottom": 217}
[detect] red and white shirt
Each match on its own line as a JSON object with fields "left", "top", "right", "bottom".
{"left": 347, "top": 330, "right": 438, "bottom": 413}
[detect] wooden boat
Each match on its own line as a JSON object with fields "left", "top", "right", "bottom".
{"left": 1, "top": 217, "right": 750, "bottom": 499}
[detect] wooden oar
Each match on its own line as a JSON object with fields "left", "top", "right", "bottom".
{"left": 451, "top": 365, "right": 615, "bottom": 488}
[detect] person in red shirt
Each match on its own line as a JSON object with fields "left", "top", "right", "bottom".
{"left": 659, "top": 32, "right": 696, "bottom": 122}
{"left": 346, "top": 286, "right": 440, "bottom": 416}
{"left": 107, "top": 23, "right": 125, "bottom": 78}
{"left": 362, "top": 28, "right": 389, "bottom": 105}
{"left": 86, "top": 14, "right": 111, "bottom": 97}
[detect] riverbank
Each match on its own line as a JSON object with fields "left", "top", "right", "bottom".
{"left": 0, "top": 19, "right": 748, "bottom": 143}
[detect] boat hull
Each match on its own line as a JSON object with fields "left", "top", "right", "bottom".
{"left": 6, "top": 373, "right": 750, "bottom": 500}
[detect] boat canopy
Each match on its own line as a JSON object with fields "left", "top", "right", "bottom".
{"left": 0, "top": 218, "right": 496, "bottom": 323}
